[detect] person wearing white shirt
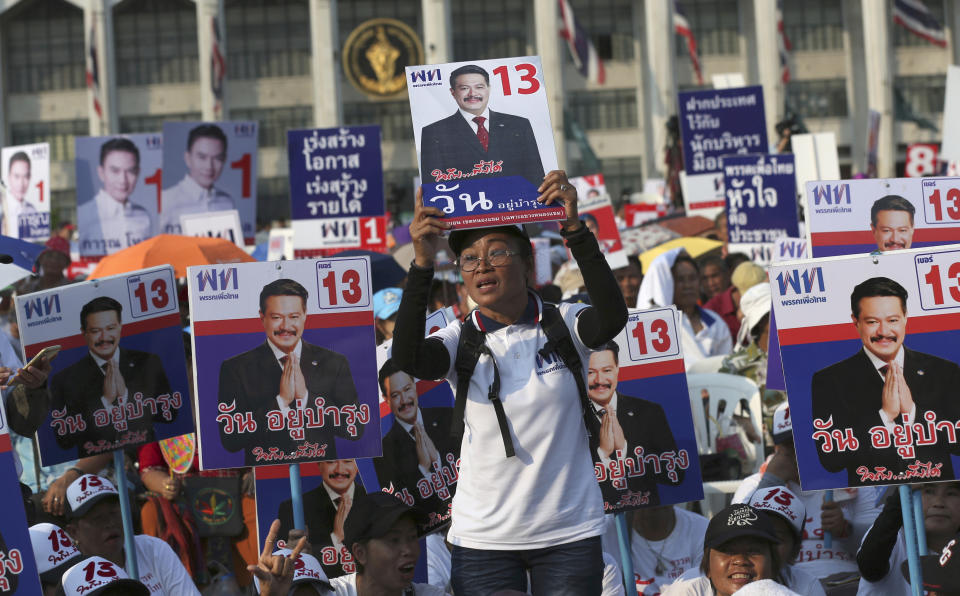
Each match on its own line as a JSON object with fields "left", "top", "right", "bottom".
{"left": 77, "top": 138, "right": 152, "bottom": 256}
{"left": 3, "top": 151, "right": 38, "bottom": 238}
{"left": 631, "top": 506, "right": 708, "bottom": 595}
{"left": 159, "top": 124, "right": 235, "bottom": 234}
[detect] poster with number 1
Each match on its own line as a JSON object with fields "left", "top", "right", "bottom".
{"left": 16, "top": 265, "right": 194, "bottom": 466}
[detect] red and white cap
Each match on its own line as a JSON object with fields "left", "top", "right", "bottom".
{"left": 748, "top": 485, "right": 805, "bottom": 541}
{"left": 66, "top": 474, "right": 119, "bottom": 519}
{"left": 29, "top": 523, "right": 82, "bottom": 585}
{"left": 61, "top": 556, "right": 149, "bottom": 596}
{"left": 772, "top": 402, "right": 793, "bottom": 445}
{"left": 252, "top": 550, "right": 331, "bottom": 594}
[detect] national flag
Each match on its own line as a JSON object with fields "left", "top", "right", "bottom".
{"left": 893, "top": 0, "right": 947, "bottom": 47}
{"left": 673, "top": 1, "right": 703, "bottom": 86}
{"left": 210, "top": 16, "right": 226, "bottom": 117}
{"left": 557, "top": 0, "right": 606, "bottom": 85}
{"left": 777, "top": 0, "right": 792, "bottom": 83}
{"left": 85, "top": 21, "right": 103, "bottom": 120}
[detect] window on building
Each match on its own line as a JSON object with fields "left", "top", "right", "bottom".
{"left": 567, "top": 0, "right": 634, "bottom": 60}
{"left": 226, "top": 0, "right": 310, "bottom": 79}
{"left": 119, "top": 113, "right": 202, "bottom": 134}
{"left": 4, "top": 0, "right": 85, "bottom": 93}
{"left": 51, "top": 189, "right": 76, "bottom": 228}
{"left": 10, "top": 120, "right": 89, "bottom": 161}
{"left": 257, "top": 176, "right": 291, "bottom": 224}
{"left": 343, "top": 101, "right": 412, "bottom": 142}
{"left": 674, "top": 0, "right": 739, "bottom": 56}
{"left": 895, "top": 75, "right": 945, "bottom": 117}
{"left": 339, "top": 0, "right": 420, "bottom": 39}
{"left": 785, "top": 79, "right": 848, "bottom": 118}
{"left": 570, "top": 157, "right": 643, "bottom": 202}
{"left": 781, "top": 1, "right": 844, "bottom": 51}
{"left": 452, "top": 0, "right": 528, "bottom": 61}
{"left": 115, "top": 0, "right": 199, "bottom": 86}
{"left": 568, "top": 89, "right": 637, "bottom": 130}
{"left": 894, "top": 0, "right": 946, "bottom": 46}
{"left": 230, "top": 106, "right": 314, "bottom": 147}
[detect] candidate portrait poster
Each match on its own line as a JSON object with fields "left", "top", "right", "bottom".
{"left": 771, "top": 246, "right": 960, "bottom": 490}
{"left": 569, "top": 174, "right": 628, "bottom": 270}
{"left": 0, "top": 402, "right": 42, "bottom": 595}
{"left": 677, "top": 86, "right": 768, "bottom": 176}
{"left": 591, "top": 307, "right": 703, "bottom": 513}
{"left": 17, "top": 265, "right": 193, "bottom": 467}
{"left": 723, "top": 154, "right": 800, "bottom": 265}
{"left": 75, "top": 134, "right": 163, "bottom": 258}
{"left": 162, "top": 121, "right": 258, "bottom": 243}
{"left": 189, "top": 257, "right": 381, "bottom": 469}
{"left": 406, "top": 56, "right": 565, "bottom": 228}
{"left": 289, "top": 126, "right": 388, "bottom": 257}
{"left": 1, "top": 142, "right": 50, "bottom": 242}
{"left": 804, "top": 176, "right": 960, "bottom": 258}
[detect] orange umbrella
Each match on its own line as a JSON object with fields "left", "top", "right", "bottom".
{"left": 88, "top": 234, "right": 255, "bottom": 279}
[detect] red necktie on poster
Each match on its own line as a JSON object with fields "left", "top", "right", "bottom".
{"left": 473, "top": 116, "right": 489, "bottom": 151}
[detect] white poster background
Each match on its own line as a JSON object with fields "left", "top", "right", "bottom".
{"left": 680, "top": 171, "right": 725, "bottom": 220}
{"left": 940, "top": 65, "right": 960, "bottom": 162}
{"left": 180, "top": 209, "right": 244, "bottom": 247}
{"left": 792, "top": 132, "right": 840, "bottom": 199}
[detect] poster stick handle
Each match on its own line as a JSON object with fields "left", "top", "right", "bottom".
{"left": 113, "top": 449, "right": 139, "bottom": 579}
{"left": 615, "top": 513, "right": 635, "bottom": 592}
{"left": 290, "top": 463, "right": 305, "bottom": 530}
{"left": 822, "top": 489, "right": 833, "bottom": 549}
{"left": 900, "top": 485, "right": 923, "bottom": 596}
{"left": 913, "top": 487, "right": 927, "bottom": 561}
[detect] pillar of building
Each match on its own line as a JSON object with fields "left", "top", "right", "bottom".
{"left": 309, "top": 0, "right": 341, "bottom": 127}
{"left": 196, "top": 0, "right": 226, "bottom": 121}
{"left": 860, "top": 0, "right": 895, "bottom": 177}
{"left": 637, "top": 0, "right": 676, "bottom": 178}
{"left": 533, "top": 0, "right": 566, "bottom": 167}
{"left": 84, "top": 0, "right": 118, "bottom": 134}
{"left": 749, "top": 0, "right": 781, "bottom": 141}
{"left": 421, "top": 0, "right": 452, "bottom": 65}
{"left": 842, "top": 0, "right": 869, "bottom": 175}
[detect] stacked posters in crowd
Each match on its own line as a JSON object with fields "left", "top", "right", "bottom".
{"left": 17, "top": 266, "right": 194, "bottom": 466}
{"left": 288, "top": 126, "right": 387, "bottom": 257}
{"left": 161, "top": 121, "right": 259, "bottom": 243}
{"left": 569, "top": 174, "right": 628, "bottom": 270}
{"left": 771, "top": 245, "right": 960, "bottom": 489}
{"left": 189, "top": 258, "right": 381, "bottom": 469}
{"left": 2, "top": 143, "right": 50, "bottom": 242}
{"left": 0, "top": 401, "right": 42, "bottom": 594}
{"left": 75, "top": 134, "right": 163, "bottom": 259}
{"left": 804, "top": 176, "right": 960, "bottom": 257}
{"left": 591, "top": 307, "right": 703, "bottom": 512}
{"left": 407, "top": 56, "right": 565, "bottom": 228}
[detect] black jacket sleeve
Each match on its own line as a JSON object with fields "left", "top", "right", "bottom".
{"left": 4, "top": 384, "right": 49, "bottom": 437}
{"left": 392, "top": 263, "right": 451, "bottom": 381}
{"left": 563, "top": 224, "right": 628, "bottom": 348}
{"left": 857, "top": 488, "right": 903, "bottom": 582}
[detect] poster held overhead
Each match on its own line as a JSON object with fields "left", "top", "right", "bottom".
{"left": 677, "top": 86, "right": 768, "bottom": 176}
{"left": 569, "top": 174, "right": 628, "bottom": 270}
{"left": 1, "top": 143, "right": 50, "bottom": 242}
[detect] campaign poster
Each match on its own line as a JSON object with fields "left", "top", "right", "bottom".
{"left": 723, "top": 154, "right": 800, "bottom": 265}
{"left": 905, "top": 143, "right": 940, "bottom": 178}
{"left": 772, "top": 237, "right": 808, "bottom": 263}
{"left": 16, "top": 266, "right": 193, "bottom": 467}
{"left": 189, "top": 258, "right": 381, "bottom": 469}
{"left": 406, "top": 56, "right": 564, "bottom": 228}
{"left": 354, "top": 309, "right": 457, "bottom": 536}
{"left": 1, "top": 143, "right": 50, "bottom": 242}
{"left": 569, "top": 174, "right": 627, "bottom": 270}
{"left": 0, "top": 402, "right": 42, "bottom": 594}
{"left": 677, "top": 86, "right": 768, "bottom": 176}
{"left": 679, "top": 171, "right": 725, "bottom": 220}
{"left": 179, "top": 209, "right": 243, "bottom": 247}
{"left": 75, "top": 134, "right": 163, "bottom": 259}
{"left": 161, "top": 121, "right": 258, "bottom": 243}
{"left": 804, "top": 177, "right": 960, "bottom": 258}
{"left": 591, "top": 307, "right": 703, "bottom": 512}
{"left": 292, "top": 216, "right": 389, "bottom": 259}
{"left": 267, "top": 228, "right": 294, "bottom": 261}
{"left": 771, "top": 246, "right": 960, "bottom": 489}
{"left": 623, "top": 204, "right": 665, "bottom": 228}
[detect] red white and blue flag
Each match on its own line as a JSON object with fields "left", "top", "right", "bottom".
{"left": 673, "top": 1, "right": 703, "bottom": 86}
{"left": 558, "top": 0, "right": 606, "bottom": 85}
{"left": 893, "top": 0, "right": 947, "bottom": 47}
{"left": 85, "top": 21, "right": 103, "bottom": 120}
{"left": 777, "top": 0, "right": 792, "bottom": 83}
{"left": 210, "top": 16, "right": 226, "bottom": 118}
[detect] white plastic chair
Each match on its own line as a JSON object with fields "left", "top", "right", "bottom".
{"left": 686, "top": 354, "right": 726, "bottom": 374}
{"left": 685, "top": 373, "right": 764, "bottom": 473}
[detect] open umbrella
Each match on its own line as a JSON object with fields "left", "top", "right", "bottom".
{"left": 88, "top": 234, "right": 255, "bottom": 279}
{"left": 0, "top": 235, "right": 45, "bottom": 288}
{"left": 639, "top": 237, "right": 723, "bottom": 273}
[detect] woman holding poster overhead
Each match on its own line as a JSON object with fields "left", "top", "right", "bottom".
{"left": 392, "top": 171, "right": 627, "bottom": 595}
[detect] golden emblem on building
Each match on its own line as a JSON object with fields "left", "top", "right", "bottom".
{"left": 342, "top": 18, "right": 424, "bottom": 97}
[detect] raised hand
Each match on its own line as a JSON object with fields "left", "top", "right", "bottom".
{"left": 410, "top": 187, "right": 452, "bottom": 268}
{"left": 250, "top": 519, "right": 307, "bottom": 596}
{"left": 537, "top": 170, "right": 580, "bottom": 231}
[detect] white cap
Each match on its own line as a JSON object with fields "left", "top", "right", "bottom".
{"left": 66, "top": 474, "right": 119, "bottom": 519}
{"left": 61, "top": 556, "right": 149, "bottom": 596}
{"left": 736, "top": 283, "right": 771, "bottom": 347}
{"left": 772, "top": 402, "right": 792, "bottom": 445}
{"left": 252, "top": 550, "right": 331, "bottom": 594}
{"left": 29, "top": 523, "right": 82, "bottom": 585}
{"left": 748, "top": 485, "right": 805, "bottom": 539}
{"left": 733, "top": 579, "right": 801, "bottom": 595}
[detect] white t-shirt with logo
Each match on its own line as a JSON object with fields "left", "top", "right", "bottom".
{"left": 632, "top": 507, "right": 708, "bottom": 595}
{"left": 330, "top": 573, "right": 448, "bottom": 595}
{"left": 430, "top": 299, "right": 606, "bottom": 549}
{"left": 134, "top": 534, "right": 200, "bottom": 595}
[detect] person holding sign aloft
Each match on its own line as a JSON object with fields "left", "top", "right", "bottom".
{"left": 393, "top": 171, "right": 627, "bottom": 595}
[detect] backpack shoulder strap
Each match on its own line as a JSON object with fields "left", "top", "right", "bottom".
{"left": 538, "top": 303, "right": 600, "bottom": 439}
{"left": 450, "top": 315, "right": 485, "bottom": 442}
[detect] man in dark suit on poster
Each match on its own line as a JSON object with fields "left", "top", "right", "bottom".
{"left": 276, "top": 459, "right": 365, "bottom": 579}
{"left": 419, "top": 64, "right": 544, "bottom": 187}
{"left": 811, "top": 277, "right": 960, "bottom": 486}
{"left": 217, "top": 278, "right": 362, "bottom": 464}
{"left": 587, "top": 342, "right": 683, "bottom": 507}
{"left": 49, "top": 297, "right": 175, "bottom": 458}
